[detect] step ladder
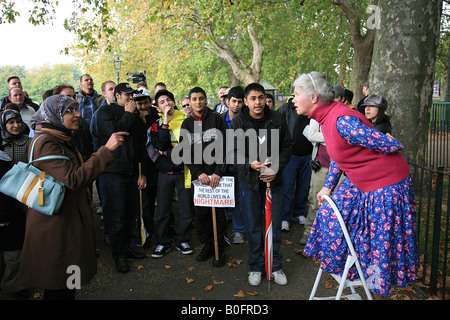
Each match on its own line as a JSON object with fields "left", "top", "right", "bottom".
{"left": 309, "top": 194, "right": 373, "bottom": 300}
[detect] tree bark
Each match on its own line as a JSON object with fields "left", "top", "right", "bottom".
{"left": 369, "top": 0, "right": 443, "bottom": 163}
{"left": 205, "top": 24, "right": 263, "bottom": 85}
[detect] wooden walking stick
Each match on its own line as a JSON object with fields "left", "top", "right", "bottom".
{"left": 138, "top": 163, "right": 148, "bottom": 246}
{"left": 212, "top": 207, "right": 219, "bottom": 261}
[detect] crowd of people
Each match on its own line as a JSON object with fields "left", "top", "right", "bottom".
{"left": 0, "top": 72, "right": 417, "bottom": 301}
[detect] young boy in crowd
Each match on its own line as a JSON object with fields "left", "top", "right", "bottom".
{"left": 230, "top": 83, "right": 292, "bottom": 286}
{"left": 180, "top": 87, "right": 229, "bottom": 267}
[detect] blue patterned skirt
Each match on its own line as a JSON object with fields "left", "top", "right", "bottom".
{"left": 304, "top": 174, "right": 420, "bottom": 296}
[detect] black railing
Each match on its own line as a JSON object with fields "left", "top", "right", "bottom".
{"left": 427, "top": 102, "right": 450, "bottom": 169}
{"left": 410, "top": 162, "right": 449, "bottom": 299}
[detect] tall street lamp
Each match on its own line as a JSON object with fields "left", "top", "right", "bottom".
{"left": 114, "top": 56, "right": 122, "bottom": 84}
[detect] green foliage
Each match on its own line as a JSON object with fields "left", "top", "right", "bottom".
{"left": 0, "top": 64, "right": 82, "bottom": 104}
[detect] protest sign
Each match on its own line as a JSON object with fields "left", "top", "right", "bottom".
{"left": 192, "top": 176, "right": 235, "bottom": 208}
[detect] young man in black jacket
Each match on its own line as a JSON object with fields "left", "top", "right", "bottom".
{"left": 97, "top": 83, "right": 155, "bottom": 273}
{"left": 179, "top": 87, "right": 229, "bottom": 267}
{"left": 230, "top": 83, "right": 293, "bottom": 287}
{"left": 150, "top": 89, "right": 193, "bottom": 258}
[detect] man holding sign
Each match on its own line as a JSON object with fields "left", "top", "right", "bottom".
{"left": 180, "top": 87, "right": 229, "bottom": 267}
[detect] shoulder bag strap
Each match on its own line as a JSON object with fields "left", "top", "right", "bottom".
{"left": 28, "top": 134, "right": 70, "bottom": 164}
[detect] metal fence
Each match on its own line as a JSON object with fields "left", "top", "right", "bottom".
{"left": 410, "top": 162, "right": 449, "bottom": 300}
{"left": 426, "top": 102, "right": 450, "bottom": 169}
{"left": 409, "top": 102, "right": 450, "bottom": 299}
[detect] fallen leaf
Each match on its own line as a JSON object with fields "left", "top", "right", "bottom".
{"left": 283, "top": 240, "right": 293, "bottom": 245}
{"left": 97, "top": 263, "right": 105, "bottom": 267}
{"left": 233, "top": 290, "right": 245, "bottom": 298}
{"left": 294, "top": 248, "right": 310, "bottom": 258}
{"left": 188, "top": 266, "right": 195, "bottom": 271}
{"left": 33, "top": 292, "right": 41, "bottom": 299}
{"left": 247, "top": 291, "right": 258, "bottom": 296}
{"left": 186, "top": 278, "right": 194, "bottom": 284}
{"left": 213, "top": 279, "right": 224, "bottom": 285}
{"left": 325, "top": 281, "right": 333, "bottom": 289}
{"left": 226, "top": 262, "right": 237, "bottom": 267}
{"left": 164, "top": 265, "right": 171, "bottom": 269}
{"left": 230, "top": 258, "right": 243, "bottom": 265}
{"left": 204, "top": 285, "right": 213, "bottom": 291}
{"left": 136, "top": 265, "right": 144, "bottom": 270}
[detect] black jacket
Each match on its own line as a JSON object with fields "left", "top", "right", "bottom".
{"left": 230, "top": 105, "right": 293, "bottom": 190}
{"left": 97, "top": 103, "right": 156, "bottom": 175}
{"left": 179, "top": 107, "right": 228, "bottom": 179}
{"left": 150, "top": 111, "right": 187, "bottom": 174}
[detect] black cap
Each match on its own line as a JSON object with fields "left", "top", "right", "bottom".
{"left": 154, "top": 89, "right": 175, "bottom": 107}
{"left": 361, "top": 94, "right": 388, "bottom": 111}
{"left": 114, "top": 83, "right": 139, "bottom": 96}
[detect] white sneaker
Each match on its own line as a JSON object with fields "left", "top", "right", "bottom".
{"left": 232, "top": 232, "right": 244, "bottom": 244}
{"left": 281, "top": 221, "right": 290, "bottom": 232}
{"left": 248, "top": 271, "right": 262, "bottom": 286}
{"left": 272, "top": 270, "right": 288, "bottom": 285}
{"left": 297, "top": 215, "right": 307, "bottom": 225}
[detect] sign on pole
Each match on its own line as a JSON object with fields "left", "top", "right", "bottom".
{"left": 192, "top": 176, "right": 235, "bottom": 208}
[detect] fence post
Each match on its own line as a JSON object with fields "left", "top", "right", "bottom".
{"left": 430, "top": 166, "right": 444, "bottom": 295}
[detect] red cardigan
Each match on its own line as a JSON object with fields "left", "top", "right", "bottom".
{"left": 309, "top": 101, "right": 410, "bottom": 192}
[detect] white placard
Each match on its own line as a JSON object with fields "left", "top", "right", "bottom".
{"left": 192, "top": 176, "right": 235, "bottom": 208}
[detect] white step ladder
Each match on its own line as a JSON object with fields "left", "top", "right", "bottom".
{"left": 309, "top": 195, "right": 373, "bottom": 300}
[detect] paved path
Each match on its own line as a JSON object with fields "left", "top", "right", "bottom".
{"left": 1, "top": 200, "right": 428, "bottom": 306}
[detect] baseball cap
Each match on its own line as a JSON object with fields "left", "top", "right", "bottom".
{"left": 114, "top": 83, "right": 139, "bottom": 95}
{"left": 133, "top": 88, "right": 151, "bottom": 100}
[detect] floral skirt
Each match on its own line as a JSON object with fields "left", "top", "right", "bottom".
{"left": 304, "top": 175, "right": 420, "bottom": 296}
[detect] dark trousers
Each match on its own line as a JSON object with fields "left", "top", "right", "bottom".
{"left": 103, "top": 172, "right": 139, "bottom": 259}
{"left": 155, "top": 172, "right": 193, "bottom": 246}
{"left": 194, "top": 203, "right": 229, "bottom": 249}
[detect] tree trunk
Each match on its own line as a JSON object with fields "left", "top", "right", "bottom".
{"left": 350, "top": 40, "right": 374, "bottom": 103}
{"left": 332, "top": 0, "right": 377, "bottom": 104}
{"left": 206, "top": 24, "right": 263, "bottom": 85}
{"left": 369, "top": 0, "right": 443, "bottom": 163}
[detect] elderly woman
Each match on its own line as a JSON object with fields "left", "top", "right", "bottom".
{"left": 18, "top": 95, "right": 127, "bottom": 300}
{"left": 293, "top": 72, "right": 419, "bottom": 299}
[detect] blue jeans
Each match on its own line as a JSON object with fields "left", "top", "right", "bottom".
{"left": 240, "top": 184, "right": 283, "bottom": 273}
{"left": 282, "top": 154, "right": 312, "bottom": 221}
{"left": 227, "top": 166, "right": 245, "bottom": 234}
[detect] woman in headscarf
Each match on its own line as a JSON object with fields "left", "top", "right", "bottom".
{"left": 0, "top": 111, "right": 30, "bottom": 298}
{"left": 293, "top": 71, "right": 419, "bottom": 299}
{"left": 0, "top": 109, "right": 31, "bottom": 165}
{"left": 18, "top": 95, "right": 128, "bottom": 300}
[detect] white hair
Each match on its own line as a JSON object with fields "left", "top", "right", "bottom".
{"left": 293, "top": 71, "right": 335, "bottom": 102}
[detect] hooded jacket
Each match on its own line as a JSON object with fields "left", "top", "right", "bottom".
{"left": 179, "top": 107, "right": 228, "bottom": 180}
{"left": 230, "top": 105, "right": 293, "bottom": 190}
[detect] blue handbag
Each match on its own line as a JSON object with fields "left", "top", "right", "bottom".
{"left": 0, "top": 135, "right": 70, "bottom": 216}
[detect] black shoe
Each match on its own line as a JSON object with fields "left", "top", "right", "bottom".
{"left": 127, "top": 248, "right": 146, "bottom": 259}
{"left": 151, "top": 244, "right": 171, "bottom": 258}
{"left": 115, "top": 257, "right": 129, "bottom": 273}
{"left": 212, "top": 247, "right": 226, "bottom": 267}
{"left": 196, "top": 244, "right": 214, "bottom": 262}
{"left": 176, "top": 242, "right": 194, "bottom": 255}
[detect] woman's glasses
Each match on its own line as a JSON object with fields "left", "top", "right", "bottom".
{"left": 65, "top": 107, "right": 79, "bottom": 115}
